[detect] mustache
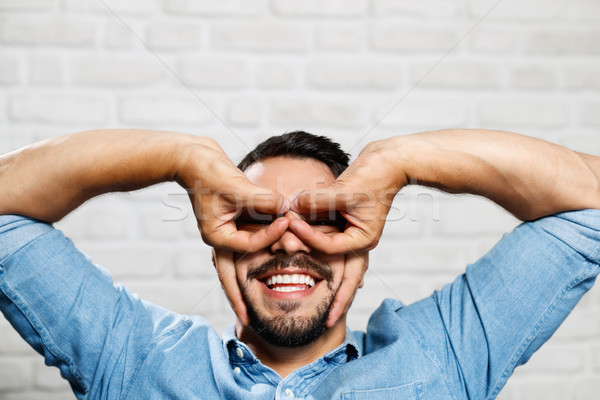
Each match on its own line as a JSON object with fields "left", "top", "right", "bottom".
{"left": 246, "top": 254, "right": 333, "bottom": 283}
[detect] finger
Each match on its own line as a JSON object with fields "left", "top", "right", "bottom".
{"left": 326, "top": 251, "right": 369, "bottom": 328}
{"left": 291, "top": 185, "right": 348, "bottom": 215}
{"left": 238, "top": 181, "right": 289, "bottom": 215}
{"left": 288, "top": 218, "right": 375, "bottom": 254}
{"left": 214, "top": 248, "right": 249, "bottom": 326}
{"left": 204, "top": 217, "right": 289, "bottom": 252}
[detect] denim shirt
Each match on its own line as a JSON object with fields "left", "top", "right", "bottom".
{"left": 0, "top": 211, "right": 599, "bottom": 400}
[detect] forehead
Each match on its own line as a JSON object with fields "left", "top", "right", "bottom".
{"left": 244, "top": 156, "right": 335, "bottom": 198}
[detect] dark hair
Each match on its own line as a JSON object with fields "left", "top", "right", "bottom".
{"left": 237, "top": 131, "right": 350, "bottom": 177}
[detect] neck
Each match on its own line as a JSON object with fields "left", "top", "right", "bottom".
{"left": 235, "top": 317, "right": 347, "bottom": 378}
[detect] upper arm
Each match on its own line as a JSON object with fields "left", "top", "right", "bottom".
{"left": 433, "top": 210, "right": 600, "bottom": 399}
{"left": 0, "top": 215, "right": 178, "bottom": 398}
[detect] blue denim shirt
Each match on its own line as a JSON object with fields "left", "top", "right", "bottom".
{"left": 0, "top": 211, "right": 599, "bottom": 400}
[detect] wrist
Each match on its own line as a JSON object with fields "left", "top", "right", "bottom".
{"left": 173, "top": 135, "right": 221, "bottom": 189}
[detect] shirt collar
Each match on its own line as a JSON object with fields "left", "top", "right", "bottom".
{"left": 222, "top": 324, "right": 362, "bottom": 366}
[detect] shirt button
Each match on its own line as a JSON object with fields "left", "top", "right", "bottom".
{"left": 285, "top": 388, "right": 294, "bottom": 398}
{"left": 233, "top": 367, "right": 241, "bottom": 374}
{"left": 235, "top": 347, "right": 244, "bottom": 359}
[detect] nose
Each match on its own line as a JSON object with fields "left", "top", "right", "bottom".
{"left": 270, "top": 213, "right": 311, "bottom": 255}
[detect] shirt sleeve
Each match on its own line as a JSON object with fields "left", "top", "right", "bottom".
{"left": 432, "top": 209, "right": 600, "bottom": 399}
{"left": 0, "top": 215, "right": 182, "bottom": 399}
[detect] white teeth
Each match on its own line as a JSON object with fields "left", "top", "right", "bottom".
{"left": 264, "top": 273, "right": 317, "bottom": 289}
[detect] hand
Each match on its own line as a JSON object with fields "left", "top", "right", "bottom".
{"left": 179, "top": 139, "right": 289, "bottom": 252}
{"left": 326, "top": 251, "right": 368, "bottom": 328}
{"left": 213, "top": 248, "right": 249, "bottom": 325}
{"left": 290, "top": 139, "right": 406, "bottom": 254}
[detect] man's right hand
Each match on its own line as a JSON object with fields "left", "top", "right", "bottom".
{"left": 0, "top": 129, "right": 290, "bottom": 252}
{"left": 179, "top": 139, "right": 290, "bottom": 252}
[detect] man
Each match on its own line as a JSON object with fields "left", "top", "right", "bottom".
{"left": 0, "top": 128, "right": 599, "bottom": 399}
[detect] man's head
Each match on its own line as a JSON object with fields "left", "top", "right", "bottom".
{"left": 234, "top": 131, "right": 351, "bottom": 347}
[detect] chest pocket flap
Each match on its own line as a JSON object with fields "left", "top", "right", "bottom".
{"left": 341, "top": 381, "right": 422, "bottom": 400}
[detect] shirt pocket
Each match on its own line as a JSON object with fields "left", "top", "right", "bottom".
{"left": 341, "top": 381, "right": 423, "bottom": 400}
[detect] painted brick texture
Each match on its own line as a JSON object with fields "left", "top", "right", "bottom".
{"left": 0, "top": 1, "right": 598, "bottom": 399}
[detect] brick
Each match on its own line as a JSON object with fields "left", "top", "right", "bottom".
{"left": 177, "top": 58, "right": 248, "bottom": 88}
{"left": 0, "top": 0, "right": 58, "bottom": 10}
{"left": 64, "top": 0, "right": 156, "bottom": 15}
{"left": 122, "top": 280, "right": 221, "bottom": 315}
{"left": 0, "top": 55, "right": 20, "bottom": 85}
{"left": 564, "top": 64, "right": 600, "bottom": 91}
{"left": 0, "top": 130, "right": 34, "bottom": 154}
{"left": 307, "top": 60, "right": 403, "bottom": 89}
{"left": 567, "top": 0, "right": 600, "bottom": 21}
{"left": 561, "top": 134, "right": 600, "bottom": 155}
{"left": 553, "top": 308, "right": 600, "bottom": 340}
{"left": 225, "top": 99, "right": 262, "bottom": 126}
{"left": 271, "top": 0, "right": 367, "bottom": 16}
{"left": 140, "top": 210, "right": 185, "bottom": 240}
{"left": 173, "top": 246, "right": 215, "bottom": 279}
{"left": 525, "top": 29, "right": 600, "bottom": 54}
{"left": 270, "top": 99, "right": 363, "bottom": 127}
{"left": 580, "top": 101, "right": 600, "bottom": 127}
{"left": 0, "top": 320, "right": 32, "bottom": 354}
{"left": 164, "top": 0, "right": 263, "bottom": 15}
{"left": 373, "top": 96, "right": 468, "bottom": 128}
{"left": 0, "top": 358, "right": 30, "bottom": 391}
{"left": 469, "top": 0, "right": 563, "bottom": 20}
{"left": 373, "top": 0, "right": 458, "bottom": 17}
{"left": 469, "top": 27, "right": 522, "bottom": 53}
{"left": 103, "top": 21, "right": 135, "bottom": 49}
{"left": 71, "top": 56, "right": 167, "bottom": 86}
{"left": 33, "top": 362, "right": 67, "bottom": 390}
{"left": 9, "top": 94, "right": 109, "bottom": 124}
{"left": 517, "top": 378, "right": 570, "bottom": 400}
{"left": 0, "top": 16, "right": 96, "bottom": 46}
{"left": 257, "top": 62, "right": 296, "bottom": 89}
{"left": 519, "top": 343, "right": 584, "bottom": 374}
{"left": 573, "top": 376, "right": 600, "bottom": 400}
{"left": 77, "top": 244, "right": 168, "bottom": 279}
{"left": 120, "top": 95, "right": 214, "bottom": 125}
{"left": 54, "top": 200, "right": 129, "bottom": 240}
{"left": 433, "top": 197, "right": 520, "bottom": 237}
{"left": 593, "top": 344, "right": 600, "bottom": 372}
{"left": 477, "top": 97, "right": 569, "bottom": 128}
{"left": 411, "top": 61, "right": 501, "bottom": 89}
{"left": 372, "top": 240, "right": 468, "bottom": 274}
{"left": 371, "top": 25, "right": 458, "bottom": 52}
{"left": 145, "top": 22, "right": 201, "bottom": 50}
{"left": 29, "top": 54, "right": 64, "bottom": 84}
{"left": 1, "top": 390, "right": 75, "bottom": 400}
{"left": 509, "top": 65, "right": 557, "bottom": 90}
{"left": 315, "top": 25, "right": 363, "bottom": 52}
{"left": 212, "top": 22, "right": 308, "bottom": 52}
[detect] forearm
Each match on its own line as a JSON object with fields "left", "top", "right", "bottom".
{"left": 388, "top": 129, "right": 600, "bottom": 220}
{"left": 0, "top": 129, "right": 210, "bottom": 222}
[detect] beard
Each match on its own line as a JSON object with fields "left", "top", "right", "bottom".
{"left": 240, "top": 254, "right": 335, "bottom": 347}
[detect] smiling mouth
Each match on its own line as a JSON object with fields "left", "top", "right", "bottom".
{"left": 263, "top": 273, "right": 318, "bottom": 292}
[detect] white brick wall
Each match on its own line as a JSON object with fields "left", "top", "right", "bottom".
{"left": 0, "top": 1, "right": 598, "bottom": 399}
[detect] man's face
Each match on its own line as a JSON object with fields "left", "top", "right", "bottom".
{"left": 235, "top": 156, "right": 345, "bottom": 347}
